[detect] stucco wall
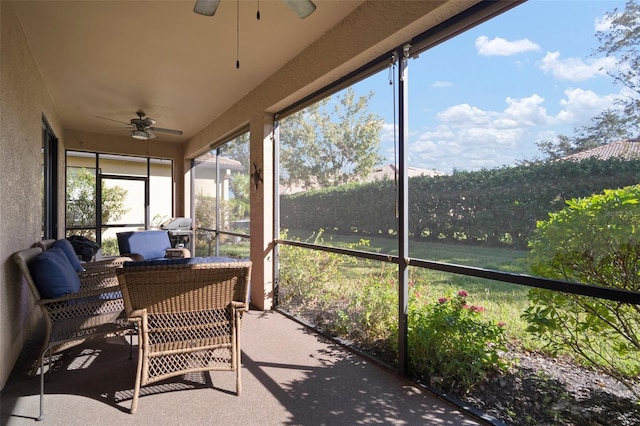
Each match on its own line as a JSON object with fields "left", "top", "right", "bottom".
{"left": 0, "top": 1, "right": 65, "bottom": 388}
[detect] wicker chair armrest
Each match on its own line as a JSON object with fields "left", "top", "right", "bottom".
{"left": 83, "top": 256, "right": 133, "bottom": 270}
{"left": 127, "top": 309, "right": 146, "bottom": 320}
{"left": 119, "top": 253, "right": 144, "bottom": 262}
{"left": 231, "top": 301, "right": 248, "bottom": 312}
{"left": 78, "top": 272, "right": 121, "bottom": 292}
{"left": 78, "top": 268, "right": 116, "bottom": 281}
{"left": 37, "top": 280, "right": 122, "bottom": 305}
{"left": 37, "top": 286, "right": 124, "bottom": 321}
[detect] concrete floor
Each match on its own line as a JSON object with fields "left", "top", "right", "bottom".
{"left": 1, "top": 310, "right": 484, "bottom": 425}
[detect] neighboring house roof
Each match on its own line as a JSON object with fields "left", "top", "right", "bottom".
{"left": 364, "top": 164, "right": 446, "bottom": 182}
{"left": 280, "top": 163, "right": 446, "bottom": 195}
{"left": 562, "top": 139, "right": 640, "bottom": 161}
{"left": 194, "top": 153, "right": 244, "bottom": 171}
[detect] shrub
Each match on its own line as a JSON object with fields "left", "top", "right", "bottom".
{"left": 331, "top": 264, "right": 398, "bottom": 358}
{"left": 277, "top": 229, "right": 350, "bottom": 311}
{"left": 523, "top": 185, "right": 640, "bottom": 394}
{"left": 100, "top": 237, "right": 119, "bottom": 257}
{"left": 408, "top": 290, "right": 508, "bottom": 393}
{"left": 278, "top": 231, "right": 398, "bottom": 362}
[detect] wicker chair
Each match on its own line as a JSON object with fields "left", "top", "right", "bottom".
{"left": 13, "top": 247, "right": 133, "bottom": 421}
{"left": 116, "top": 259, "right": 251, "bottom": 414}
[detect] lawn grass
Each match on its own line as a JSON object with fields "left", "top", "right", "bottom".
{"left": 283, "top": 228, "right": 541, "bottom": 351}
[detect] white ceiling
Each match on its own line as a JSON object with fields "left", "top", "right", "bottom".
{"left": 11, "top": 0, "right": 364, "bottom": 143}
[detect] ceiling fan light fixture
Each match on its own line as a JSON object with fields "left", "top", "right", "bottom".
{"left": 194, "top": 0, "right": 221, "bottom": 16}
{"left": 131, "top": 130, "right": 149, "bottom": 140}
{"left": 283, "top": 0, "right": 316, "bottom": 19}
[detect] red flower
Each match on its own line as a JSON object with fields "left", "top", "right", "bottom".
{"left": 438, "top": 297, "right": 448, "bottom": 304}
{"left": 457, "top": 290, "right": 468, "bottom": 297}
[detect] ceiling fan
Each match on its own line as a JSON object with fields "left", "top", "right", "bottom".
{"left": 97, "top": 111, "right": 183, "bottom": 140}
{"left": 194, "top": 0, "right": 316, "bottom": 19}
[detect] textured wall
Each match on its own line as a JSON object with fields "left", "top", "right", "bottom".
{"left": 0, "top": 1, "right": 63, "bottom": 389}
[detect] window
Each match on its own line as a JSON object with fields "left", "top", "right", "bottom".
{"left": 65, "top": 151, "right": 173, "bottom": 255}
{"left": 192, "top": 131, "right": 250, "bottom": 258}
{"left": 41, "top": 117, "right": 58, "bottom": 239}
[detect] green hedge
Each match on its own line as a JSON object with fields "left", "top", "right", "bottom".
{"left": 280, "top": 158, "right": 640, "bottom": 249}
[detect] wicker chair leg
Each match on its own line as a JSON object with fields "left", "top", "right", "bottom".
{"left": 130, "top": 348, "right": 143, "bottom": 414}
{"left": 236, "top": 321, "right": 241, "bottom": 396}
{"left": 30, "top": 339, "right": 50, "bottom": 378}
{"left": 128, "top": 333, "right": 133, "bottom": 360}
{"left": 36, "top": 347, "right": 50, "bottom": 421}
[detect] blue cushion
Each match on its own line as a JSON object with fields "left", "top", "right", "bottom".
{"left": 124, "top": 256, "right": 247, "bottom": 268}
{"left": 117, "top": 230, "right": 172, "bottom": 260}
{"left": 29, "top": 247, "right": 81, "bottom": 298}
{"left": 51, "top": 239, "right": 84, "bottom": 272}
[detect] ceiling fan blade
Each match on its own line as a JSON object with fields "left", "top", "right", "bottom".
{"left": 96, "top": 115, "right": 131, "bottom": 125}
{"left": 194, "top": 0, "right": 221, "bottom": 16}
{"left": 105, "top": 127, "right": 133, "bottom": 131}
{"left": 149, "top": 126, "right": 183, "bottom": 135}
{"left": 283, "top": 0, "right": 316, "bottom": 19}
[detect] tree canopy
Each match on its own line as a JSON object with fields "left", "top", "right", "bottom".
{"left": 66, "top": 167, "right": 128, "bottom": 239}
{"left": 279, "top": 87, "right": 384, "bottom": 190}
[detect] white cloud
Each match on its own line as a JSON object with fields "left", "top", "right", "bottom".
{"left": 398, "top": 87, "right": 621, "bottom": 173}
{"left": 555, "top": 87, "right": 618, "bottom": 124}
{"left": 436, "top": 104, "right": 491, "bottom": 126}
{"left": 502, "top": 95, "right": 548, "bottom": 127}
{"left": 432, "top": 81, "right": 453, "bottom": 88}
{"left": 538, "top": 51, "right": 616, "bottom": 81}
{"left": 475, "top": 35, "right": 540, "bottom": 56}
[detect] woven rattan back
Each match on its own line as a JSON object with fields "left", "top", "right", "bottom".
{"left": 116, "top": 260, "right": 251, "bottom": 413}
{"left": 35, "top": 239, "right": 56, "bottom": 251}
{"left": 14, "top": 247, "right": 45, "bottom": 302}
{"left": 119, "top": 262, "right": 250, "bottom": 316}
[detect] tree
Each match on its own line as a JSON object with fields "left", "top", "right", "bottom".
{"left": 279, "top": 87, "right": 384, "bottom": 190}
{"left": 523, "top": 185, "right": 640, "bottom": 395}
{"left": 218, "top": 132, "right": 250, "bottom": 197}
{"left": 596, "top": 0, "right": 640, "bottom": 127}
{"left": 537, "top": 110, "right": 634, "bottom": 159}
{"left": 66, "top": 167, "right": 128, "bottom": 239}
{"left": 537, "top": 0, "right": 640, "bottom": 159}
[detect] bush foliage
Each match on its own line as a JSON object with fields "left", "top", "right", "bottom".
{"left": 281, "top": 158, "right": 640, "bottom": 249}
{"left": 523, "top": 185, "right": 640, "bottom": 394}
{"left": 408, "top": 290, "right": 508, "bottom": 393}
{"left": 278, "top": 231, "right": 508, "bottom": 392}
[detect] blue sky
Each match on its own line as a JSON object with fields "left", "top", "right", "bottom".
{"left": 353, "top": 0, "right": 630, "bottom": 174}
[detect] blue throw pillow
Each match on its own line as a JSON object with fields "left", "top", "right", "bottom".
{"left": 52, "top": 239, "right": 84, "bottom": 272}
{"left": 117, "top": 230, "right": 171, "bottom": 260}
{"left": 29, "top": 247, "right": 81, "bottom": 299}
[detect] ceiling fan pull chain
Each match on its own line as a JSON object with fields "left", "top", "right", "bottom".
{"left": 256, "top": 0, "right": 260, "bottom": 20}
{"left": 236, "top": 0, "right": 240, "bottom": 69}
